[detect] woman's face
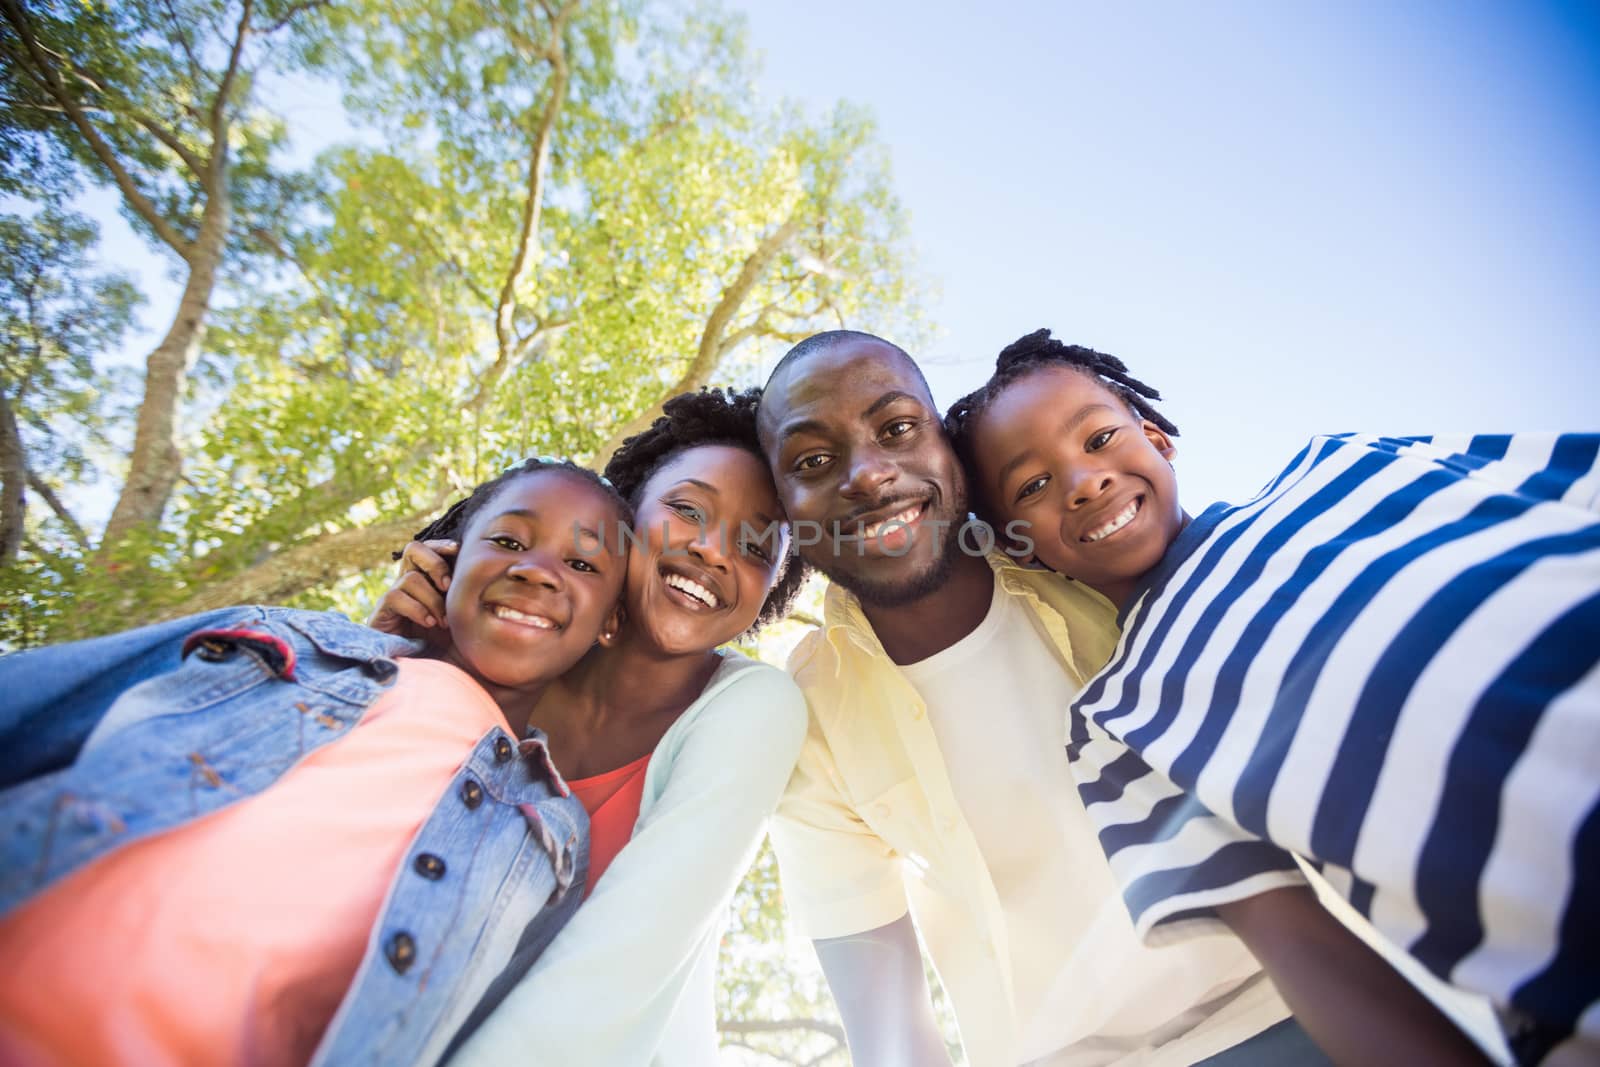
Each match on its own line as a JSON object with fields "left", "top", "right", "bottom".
{"left": 623, "top": 444, "right": 790, "bottom": 656}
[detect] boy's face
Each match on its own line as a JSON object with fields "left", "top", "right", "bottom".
{"left": 443, "top": 470, "right": 625, "bottom": 700}
{"left": 970, "top": 365, "right": 1182, "bottom": 608}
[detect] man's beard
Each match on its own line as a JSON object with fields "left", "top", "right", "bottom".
{"left": 819, "top": 519, "right": 967, "bottom": 610}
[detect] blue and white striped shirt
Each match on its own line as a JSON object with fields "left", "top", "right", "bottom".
{"left": 1066, "top": 433, "right": 1600, "bottom": 1064}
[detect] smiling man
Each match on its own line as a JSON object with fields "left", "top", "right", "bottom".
{"left": 756, "top": 331, "right": 1313, "bottom": 1067}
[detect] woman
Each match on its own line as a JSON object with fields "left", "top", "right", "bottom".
{"left": 372, "top": 388, "right": 812, "bottom": 1065}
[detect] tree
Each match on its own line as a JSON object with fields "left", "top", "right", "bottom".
{"left": 0, "top": 209, "right": 140, "bottom": 565}
{"left": 0, "top": 0, "right": 921, "bottom": 646}
{"left": 0, "top": 0, "right": 321, "bottom": 554}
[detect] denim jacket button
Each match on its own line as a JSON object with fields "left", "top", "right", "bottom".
{"left": 493, "top": 735, "right": 514, "bottom": 762}
{"left": 413, "top": 852, "right": 446, "bottom": 880}
{"left": 460, "top": 778, "right": 484, "bottom": 809}
{"left": 385, "top": 931, "right": 416, "bottom": 974}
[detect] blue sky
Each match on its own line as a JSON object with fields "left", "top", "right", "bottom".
{"left": 77, "top": 1, "right": 1600, "bottom": 511}
{"left": 737, "top": 0, "right": 1600, "bottom": 505}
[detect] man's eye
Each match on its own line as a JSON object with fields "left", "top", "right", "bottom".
{"left": 489, "top": 535, "right": 524, "bottom": 550}
{"left": 1017, "top": 476, "right": 1049, "bottom": 502}
{"left": 795, "top": 453, "right": 830, "bottom": 472}
{"left": 568, "top": 558, "right": 598, "bottom": 574}
{"left": 883, "top": 418, "right": 916, "bottom": 439}
{"left": 1087, "top": 429, "right": 1116, "bottom": 451}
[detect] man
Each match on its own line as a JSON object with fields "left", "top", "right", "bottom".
{"left": 755, "top": 331, "right": 1311, "bottom": 1066}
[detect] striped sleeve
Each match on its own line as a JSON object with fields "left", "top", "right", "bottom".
{"left": 1066, "top": 708, "right": 1307, "bottom": 946}
{"left": 1070, "top": 433, "right": 1600, "bottom": 1060}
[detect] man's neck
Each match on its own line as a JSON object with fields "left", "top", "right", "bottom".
{"left": 859, "top": 552, "right": 995, "bottom": 665}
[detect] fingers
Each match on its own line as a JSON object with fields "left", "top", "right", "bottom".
{"left": 370, "top": 570, "right": 451, "bottom": 634}
{"left": 399, "top": 539, "right": 458, "bottom": 592}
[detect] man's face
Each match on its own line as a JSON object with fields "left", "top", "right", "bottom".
{"left": 759, "top": 338, "right": 968, "bottom": 607}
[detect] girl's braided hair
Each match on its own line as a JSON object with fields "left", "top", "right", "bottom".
{"left": 604, "top": 387, "right": 810, "bottom": 633}
{"left": 400, "top": 457, "right": 631, "bottom": 559}
{"left": 944, "top": 328, "right": 1178, "bottom": 470}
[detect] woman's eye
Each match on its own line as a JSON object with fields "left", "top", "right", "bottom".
{"left": 489, "top": 534, "right": 524, "bottom": 551}
{"left": 740, "top": 540, "right": 773, "bottom": 563}
{"left": 567, "top": 558, "right": 598, "bottom": 574}
{"left": 670, "top": 501, "right": 705, "bottom": 523}
{"left": 1017, "top": 475, "right": 1049, "bottom": 502}
{"left": 1087, "top": 429, "right": 1116, "bottom": 451}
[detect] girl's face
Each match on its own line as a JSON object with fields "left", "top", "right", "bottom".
{"left": 624, "top": 444, "right": 790, "bottom": 656}
{"left": 442, "top": 469, "right": 626, "bottom": 702}
{"left": 969, "top": 365, "right": 1182, "bottom": 608}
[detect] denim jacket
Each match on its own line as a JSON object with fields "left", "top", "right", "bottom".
{"left": 0, "top": 606, "right": 590, "bottom": 1067}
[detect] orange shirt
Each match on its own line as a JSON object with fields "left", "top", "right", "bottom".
{"left": 567, "top": 753, "right": 650, "bottom": 894}
{"left": 0, "top": 659, "right": 509, "bottom": 1067}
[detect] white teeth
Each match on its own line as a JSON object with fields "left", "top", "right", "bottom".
{"left": 491, "top": 605, "right": 558, "bottom": 629}
{"left": 1083, "top": 499, "right": 1140, "bottom": 543}
{"left": 665, "top": 573, "right": 720, "bottom": 608}
{"left": 862, "top": 504, "right": 923, "bottom": 538}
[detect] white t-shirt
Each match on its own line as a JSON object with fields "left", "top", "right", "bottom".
{"left": 900, "top": 582, "right": 1287, "bottom": 1066}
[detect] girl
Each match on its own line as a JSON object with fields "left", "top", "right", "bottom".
{"left": 372, "top": 388, "right": 812, "bottom": 1066}
{"left": 0, "top": 460, "right": 628, "bottom": 1067}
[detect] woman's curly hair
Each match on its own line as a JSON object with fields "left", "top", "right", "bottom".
{"left": 604, "top": 387, "right": 810, "bottom": 634}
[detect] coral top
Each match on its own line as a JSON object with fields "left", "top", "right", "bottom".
{"left": 566, "top": 752, "right": 650, "bottom": 895}
{"left": 0, "top": 659, "right": 508, "bottom": 1067}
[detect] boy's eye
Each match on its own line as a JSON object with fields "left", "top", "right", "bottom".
{"left": 567, "top": 558, "right": 598, "bottom": 574}
{"left": 1087, "top": 429, "right": 1116, "bottom": 451}
{"left": 1016, "top": 475, "right": 1049, "bottom": 503}
{"left": 489, "top": 534, "right": 525, "bottom": 551}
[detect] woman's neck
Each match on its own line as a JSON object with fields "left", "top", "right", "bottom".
{"left": 563, "top": 631, "right": 722, "bottom": 725}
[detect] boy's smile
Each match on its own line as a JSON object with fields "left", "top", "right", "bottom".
{"left": 970, "top": 365, "right": 1185, "bottom": 609}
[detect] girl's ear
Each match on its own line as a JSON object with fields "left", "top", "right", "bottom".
{"left": 596, "top": 601, "right": 625, "bottom": 647}
{"left": 1142, "top": 420, "right": 1177, "bottom": 462}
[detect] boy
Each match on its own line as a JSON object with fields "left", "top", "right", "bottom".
{"left": 947, "top": 328, "right": 1598, "bottom": 1065}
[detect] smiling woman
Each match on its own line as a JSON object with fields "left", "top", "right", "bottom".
{"left": 370, "top": 387, "right": 812, "bottom": 1066}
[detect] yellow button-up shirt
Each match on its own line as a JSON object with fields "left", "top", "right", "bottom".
{"left": 770, "top": 555, "right": 1124, "bottom": 1067}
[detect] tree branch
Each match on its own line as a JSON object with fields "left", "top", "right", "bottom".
{"left": 160, "top": 513, "right": 430, "bottom": 618}
{"left": 0, "top": 0, "right": 195, "bottom": 260}
{"left": 595, "top": 210, "right": 802, "bottom": 463}
{"left": 26, "top": 469, "right": 89, "bottom": 551}
{"left": 488, "top": 0, "right": 578, "bottom": 402}
{"left": 210, "top": 0, "right": 254, "bottom": 145}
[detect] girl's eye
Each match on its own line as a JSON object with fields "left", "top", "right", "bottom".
{"left": 883, "top": 418, "right": 916, "bottom": 439}
{"left": 795, "top": 453, "right": 831, "bottom": 473}
{"left": 567, "top": 558, "right": 598, "bottom": 574}
{"left": 489, "top": 534, "right": 524, "bottom": 551}
{"left": 1017, "top": 475, "right": 1049, "bottom": 502}
{"left": 1087, "top": 429, "right": 1116, "bottom": 451}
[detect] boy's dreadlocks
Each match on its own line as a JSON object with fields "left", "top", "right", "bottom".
{"left": 401, "top": 457, "right": 631, "bottom": 559}
{"left": 944, "top": 328, "right": 1178, "bottom": 469}
{"left": 604, "top": 386, "right": 810, "bottom": 633}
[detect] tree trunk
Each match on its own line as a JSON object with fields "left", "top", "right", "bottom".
{"left": 0, "top": 390, "right": 25, "bottom": 563}
{"left": 160, "top": 515, "right": 428, "bottom": 619}
{"left": 98, "top": 185, "right": 231, "bottom": 553}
